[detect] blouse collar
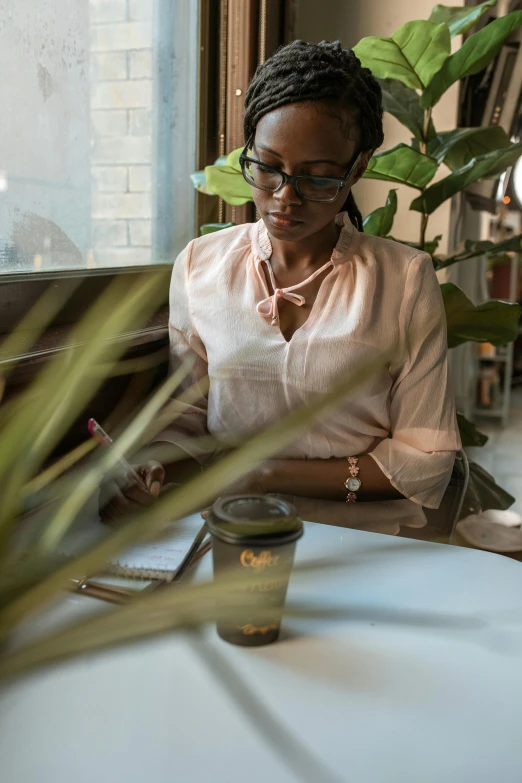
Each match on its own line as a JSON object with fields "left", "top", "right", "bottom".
{"left": 253, "top": 211, "right": 356, "bottom": 265}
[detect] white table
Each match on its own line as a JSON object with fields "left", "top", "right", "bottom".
{"left": 1, "top": 522, "right": 522, "bottom": 783}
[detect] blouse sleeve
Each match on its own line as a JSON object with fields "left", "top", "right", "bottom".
{"left": 153, "top": 241, "right": 214, "bottom": 465}
{"left": 368, "top": 253, "right": 461, "bottom": 509}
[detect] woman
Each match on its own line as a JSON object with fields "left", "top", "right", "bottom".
{"left": 103, "top": 40, "right": 460, "bottom": 535}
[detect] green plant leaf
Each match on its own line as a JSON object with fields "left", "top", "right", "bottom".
{"left": 377, "top": 78, "right": 437, "bottom": 140}
{"left": 353, "top": 21, "right": 451, "bottom": 90}
{"left": 457, "top": 412, "right": 489, "bottom": 448}
{"left": 441, "top": 282, "right": 521, "bottom": 347}
{"left": 364, "top": 144, "right": 438, "bottom": 189}
{"left": 429, "top": 1, "right": 498, "bottom": 37}
{"left": 204, "top": 147, "right": 253, "bottom": 205}
{"left": 421, "top": 10, "right": 522, "bottom": 108}
{"left": 410, "top": 141, "right": 522, "bottom": 214}
{"left": 190, "top": 169, "right": 215, "bottom": 196}
{"left": 200, "top": 222, "right": 236, "bottom": 236}
{"left": 363, "top": 189, "right": 398, "bottom": 236}
{"left": 191, "top": 149, "right": 253, "bottom": 204}
{"left": 425, "top": 234, "right": 443, "bottom": 255}
{"left": 435, "top": 232, "right": 522, "bottom": 269}
{"left": 430, "top": 126, "right": 512, "bottom": 171}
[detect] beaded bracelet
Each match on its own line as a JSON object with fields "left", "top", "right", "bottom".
{"left": 344, "top": 456, "right": 361, "bottom": 503}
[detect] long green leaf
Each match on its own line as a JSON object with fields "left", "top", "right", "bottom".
{"left": 377, "top": 78, "right": 437, "bottom": 140}
{"left": 363, "top": 189, "right": 398, "bottom": 236}
{"left": 0, "top": 278, "right": 81, "bottom": 371}
{"left": 435, "top": 232, "right": 522, "bottom": 269}
{"left": 430, "top": 126, "right": 511, "bottom": 171}
{"left": 364, "top": 144, "right": 438, "bottom": 189}
{"left": 429, "top": 1, "right": 498, "bottom": 37}
{"left": 353, "top": 21, "right": 451, "bottom": 90}
{"left": 32, "top": 359, "right": 198, "bottom": 556}
{"left": 0, "top": 350, "right": 390, "bottom": 634}
{"left": 421, "top": 11, "right": 522, "bottom": 108}
{"left": 410, "top": 141, "right": 522, "bottom": 214}
{"left": 441, "top": 282, "right": 521, "bottom": 347}
{"left": 0, "top": 274, "right": 169, "bottom": 548}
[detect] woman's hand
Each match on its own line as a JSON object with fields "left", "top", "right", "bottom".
{"left": 99, "top": 460, "right": 165, "bottom": 523}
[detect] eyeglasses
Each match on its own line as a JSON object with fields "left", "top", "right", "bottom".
{"left": 239, "top": 135, "right": 362, "bottom": 203}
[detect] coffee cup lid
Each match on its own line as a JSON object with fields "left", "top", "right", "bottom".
{"left": 206, "top": 495, "right": 303, "bottom": 545}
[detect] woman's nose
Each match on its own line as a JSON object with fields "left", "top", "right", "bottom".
{"left": 274, "top": 180, "right": 302, "bottom": 206}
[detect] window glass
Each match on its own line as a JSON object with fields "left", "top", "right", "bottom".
{"left": 0, "top": 0, "right": 198, "bottom": 273}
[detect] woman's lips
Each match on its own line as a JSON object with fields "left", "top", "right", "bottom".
{"left": 268, "top": 212, "right": 303, "bottom": 229}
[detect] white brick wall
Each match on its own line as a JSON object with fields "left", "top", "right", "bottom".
{"left": 91, "top": 166, "right": 128, "bottom": 192}
{"left": 90, "top": 52, "right": 127, "bottom": 81}
{"left": 91, "top": 110, "right": 128, "bottom": 137}
{"left": 92, "top": 192, "right": 151, "bottom": 220}
{"left": 128, "top": 49, "right": 152, "bottom": 79}
{"left": 128, "top": 108, "right": 152, "bottom": 136}
{"left": 92, "top": 220, "right": 128, "bottom": 246}
{"left": 129, "top": 165, "right": 151, "bottom": 191}
{"left": 90, "top": 22, "right": 152, "bottom": 52}
{"left": 94, "top": 247, "right": 151, "bottom": 265}
{"left": 129, "top": 220, "right": 152, "bottom": 246}
{"left": 91, "top": 79, "right": 152, "bottom": 109}
{"left": 89, "top": 1, "right": 153, "bottom": 266}
{"left": 128, "top": 0, "right": 153, "bottom": 21}
{"left": 92, "top": 136, "right": 151, "bottom": 164}
{"left": 90, "top": 0, "right": 127, "bottom": 23}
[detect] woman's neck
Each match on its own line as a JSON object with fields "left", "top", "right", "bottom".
{"left": 267, "top": 219, "right": 341, "bottom": 272}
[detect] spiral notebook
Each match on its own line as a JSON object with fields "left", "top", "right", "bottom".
{"left": 60, "top": 512, "right": 208, "bottom": 582}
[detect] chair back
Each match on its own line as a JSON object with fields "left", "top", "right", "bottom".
{"left": 400, "top": 450, "right": 470, "bottom": 543}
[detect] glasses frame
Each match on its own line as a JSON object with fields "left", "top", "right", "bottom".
{"left": 239, "top": 134, "right": 362, "bottom": 203}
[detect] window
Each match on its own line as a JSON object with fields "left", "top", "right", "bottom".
{"left": 0, "top": 0, "right": 199, "bottom": 274}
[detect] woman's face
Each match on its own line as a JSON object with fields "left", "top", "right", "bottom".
{"left": 250, "top": 102, "right": 368, "bottom": 243}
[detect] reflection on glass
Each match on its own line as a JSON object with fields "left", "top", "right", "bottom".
{"left": 0, "top": 0, "right": 196, "bottom": 273}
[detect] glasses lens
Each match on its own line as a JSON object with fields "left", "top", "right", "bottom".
{"left": 242, "top": 159, "right": 283, "bottom": 192}
{"left": 297, "top": 177, "right": 340, "bottom": 202}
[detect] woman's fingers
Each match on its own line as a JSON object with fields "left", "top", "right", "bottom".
{"left": 140, "top": 461, "right": 165, "bottom": 496}
{"left": 99, "top": 461, "right": 166, "bottom": 522}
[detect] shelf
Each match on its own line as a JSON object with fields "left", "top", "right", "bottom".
{"left": 472, "top": 407, "right": 505, "bottom": 418}
{"left": 478, "top": 355, "right": 509, "bottom": 363}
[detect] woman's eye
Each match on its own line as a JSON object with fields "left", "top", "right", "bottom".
{"left": 309, "top": 177, "right": 335, "bottom": 188}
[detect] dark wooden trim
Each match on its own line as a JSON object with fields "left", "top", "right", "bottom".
{"left": 221, "top": 0, "right": 286, "bottom": 226}
{"left": 196, "top": 0, "right": 221, "bottom": 233}
{"left": 0, "top": 265, "right": 171, "bottom": 336}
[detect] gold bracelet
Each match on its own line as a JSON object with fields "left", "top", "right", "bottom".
{"left": 344, "top": 456, "right": 361, "bottom": 503}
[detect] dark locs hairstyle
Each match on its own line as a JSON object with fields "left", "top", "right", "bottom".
{"left": 244, "top": 40, "right": 384, "bottom": 231}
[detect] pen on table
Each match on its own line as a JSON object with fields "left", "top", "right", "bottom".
{"left": 70, "top": 539, "right": 212, "bottom": 604}
{"left": 88, "top": 418, "right": 148, "bottom": 490}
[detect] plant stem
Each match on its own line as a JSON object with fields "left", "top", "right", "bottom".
{"left": 419, "top": 107, "right": 432, "bottom": 155}
{"left": 419, "top": 211, "right": 429, "bottom": 252}
{"left": 418, "top": 107, "right": 432, "bottom": 251}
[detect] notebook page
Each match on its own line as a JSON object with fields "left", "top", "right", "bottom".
{"left": 59, "top": 512, "right": 206, "bottom": 580}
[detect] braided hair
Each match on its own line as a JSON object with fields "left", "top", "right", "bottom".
{"left": 244, "top": 40, "right": 384, "bottom": 231}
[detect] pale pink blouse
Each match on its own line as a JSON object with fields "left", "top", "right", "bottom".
{"left": 157, "top": 213, "right": 461, "bottom": 534}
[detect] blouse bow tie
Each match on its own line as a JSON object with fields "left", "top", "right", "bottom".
{"left": 257, "top": 288, "right": 306, "bottom": 325}
{"left": 256, "top": 258, "right": 333, "bottom": 326}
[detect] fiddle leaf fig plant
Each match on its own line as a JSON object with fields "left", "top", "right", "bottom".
{"left": 193, "top": 2, "right": 522, "bottom": 515}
